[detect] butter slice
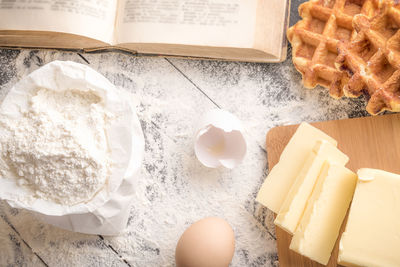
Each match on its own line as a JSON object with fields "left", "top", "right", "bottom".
{"left": 290, "top": 163, "right": 357, "bottom": 265}
{"left": 256, "top": 123, "right": 337, "bottom": 213}
{"left": 338, "top": 168, "right": 400, "bottom": 267}
{"left": 274, "top": 141, "right": 349, "bottom": 234}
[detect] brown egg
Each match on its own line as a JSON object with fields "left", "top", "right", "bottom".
{"left": 175, "top": 217, "right": 235, "bottom": 267}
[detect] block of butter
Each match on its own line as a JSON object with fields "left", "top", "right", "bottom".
{"left": 256, "top": 122, "right": 337, "bottom": 213}
{"left": 338, "top": 168, "right": 400, "bottom": 267}
{"left": 274, "top": 140, "right": 349, "bottom": 234}
{"left": 290, "top": 163, "right": 357, "bottom": 265}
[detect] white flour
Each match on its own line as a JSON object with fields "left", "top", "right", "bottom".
{"left": 0, "top": 87, "right": 112, "bottom": 205}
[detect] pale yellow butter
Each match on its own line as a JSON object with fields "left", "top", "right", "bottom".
{"left": 256, "top": 122, "right": 337, "bottom": 213}
{"left": 290, "top": 163, "right": 357, "bottom": 265}
{"left": 274, "top": 141, "right": 349, "bottom": 234}
{"left": 338, "top": 168, "right": 400, "bottom": 267}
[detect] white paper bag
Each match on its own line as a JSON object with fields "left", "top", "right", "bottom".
{"left": 0, "top": 61, "right": 144, "bottom": 235}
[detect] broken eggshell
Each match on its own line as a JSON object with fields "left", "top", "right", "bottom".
{"left": 194, "top": 109, "right": 247, "bottom": 169}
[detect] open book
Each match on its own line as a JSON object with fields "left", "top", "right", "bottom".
{"left": 0, "top": 0, "right": 290, "bottom": 63}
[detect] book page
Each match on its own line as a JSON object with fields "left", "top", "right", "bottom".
{"left": 254, "top": 0, "right": 289, "bottom": 59}
{"left": 116, "top": 0, "right": 258, "bottom": 48}
{"left": 0, "top": 0, "right": 118, "bottom": 44}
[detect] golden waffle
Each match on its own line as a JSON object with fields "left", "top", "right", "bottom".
{"left": 335, "top": 2, "right": 400, "bottom": 114}
{"left": 287, "top": 0, "right": 381, "bottom": 95}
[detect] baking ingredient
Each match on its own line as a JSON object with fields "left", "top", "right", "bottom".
{"left": 194, "top": 109, "right": 246, "bottom": 169}
{"left": 256, "top": 122, "right": 337, "bottom": 213}
{"left": 0, "top": 86, "right": 112, "bottom": 206}
{"left": 0, "top": 59, "right": 144, "bottom": 236}
{"left": 290, "top": 163, "right": 357, "bottom": 265}
{"left": 275, "top": 140, "right": 349, "bottom": 234}
{"left": 175, "top": 217, "right": 235, "bottom": 267}
{"left": 338, "top": 168, "right": 400, "bottom": 267}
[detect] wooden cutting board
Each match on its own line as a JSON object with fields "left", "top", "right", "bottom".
{"left": 266, "top": 113, "right": 400, "bottom": 267}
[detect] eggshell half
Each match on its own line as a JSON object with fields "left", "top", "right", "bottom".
{"left": 175, "top": 217, "right": 235, "bottom": 267}
{"left": 194, "top": 109, "right": 246, "bottom": 168}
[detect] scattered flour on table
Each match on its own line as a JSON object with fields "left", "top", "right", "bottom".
{"left": 0, "top": 88, "right": 113, "bottom": 205}
{"left": 2, "top": 51, "right": 281, "bottom": 266}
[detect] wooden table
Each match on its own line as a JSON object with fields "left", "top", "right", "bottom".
{"left": 0, "top": 1, "right": 370, "bottom": 266}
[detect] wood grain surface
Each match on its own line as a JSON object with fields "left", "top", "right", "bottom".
{"left": 266, "top": 113, "right": 400, "bottom": 267}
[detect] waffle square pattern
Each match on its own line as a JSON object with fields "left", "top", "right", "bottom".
{"left": 288, "top": 0, "right": 381, "bottom": 91}
{"left": 335, "top": 2, "right": 400, "bottom": 114}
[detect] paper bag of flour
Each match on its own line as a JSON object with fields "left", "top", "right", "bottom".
{"left": 0, "top": 61, "right": 144, "bottom": 235}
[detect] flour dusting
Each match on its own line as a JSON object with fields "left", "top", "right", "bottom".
{"left": 0, "top": 87, "right": 113, "bottom": 205}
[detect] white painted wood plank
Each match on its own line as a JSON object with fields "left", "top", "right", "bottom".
{"left": 0, "top": 215, "right": 46, "bottom": 266}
